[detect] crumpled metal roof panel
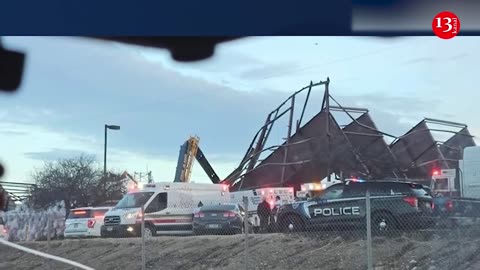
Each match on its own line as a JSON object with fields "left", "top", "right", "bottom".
{"left": 342, "top": 113, "right": 400, "bottom": 178}
{"left": 440, "top": 127, "right": 476, "bottom": 160}
{"left": 233, "top": 111, "right": 365, "bottom": 190}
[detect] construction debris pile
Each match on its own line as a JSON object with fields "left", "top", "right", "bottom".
{"left": 222, "top": 79, "right": 476, "bottom": 191}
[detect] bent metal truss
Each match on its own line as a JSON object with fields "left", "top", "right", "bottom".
{"left": 220, "top": 78, "right": 476, "bottom": 191}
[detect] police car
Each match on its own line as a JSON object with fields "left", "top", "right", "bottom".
{"left": 277, "top": 180, "right": 435, "bottom": 234}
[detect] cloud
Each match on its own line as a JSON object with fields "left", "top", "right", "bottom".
{"left": 202, "top": 153, "right": 243, "bottom": 164}
{"left": 3, "top": 36, "right": 479, "bottom": 183}
{"left": 139, "top": 45, "right": 265, "bottom": 74}
{"left": 0, "top": 130, "right": 29, "bottom": 136}
{"left": 239, "top": 62, "right": 304, "bottom": 80}
{"left": 24, "top": 148, "right": 96, "bottom": 161}
{"left": 330, "top": 93, "right": 437, "bottom": 138}
{"left": 402, "top": 57, "right": 436, "bottom": 65}
{"left": 2, "top": 37, "right": 294, "bottom": 159}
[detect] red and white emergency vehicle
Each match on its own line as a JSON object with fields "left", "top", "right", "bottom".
{"left": 101, "top": 182, "right": 230, "bottom": 237}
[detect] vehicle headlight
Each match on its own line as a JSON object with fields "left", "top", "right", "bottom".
{"left": 123, "top": 212, "right": 138, "bottom": 220}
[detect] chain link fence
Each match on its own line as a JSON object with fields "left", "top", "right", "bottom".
{"left": 4, "top": 182, "right": 480, "bottom": 270}
{"left": 1, "top": 201, "right": 66, "bottom": 242}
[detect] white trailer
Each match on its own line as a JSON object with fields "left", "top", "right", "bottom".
{"left": 459, "top": 146, "right": 480, "bottom": 198}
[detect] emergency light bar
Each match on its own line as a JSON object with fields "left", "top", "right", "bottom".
{"left": 300, "top": 183, "right": 326, "bottom": 191}
{"left": 345, "top": 178, "right": 365, "bottom": 183}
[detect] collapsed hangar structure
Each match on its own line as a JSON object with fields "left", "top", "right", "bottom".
{"left": 220, "top": 78, "right": 476, "bottom": 191}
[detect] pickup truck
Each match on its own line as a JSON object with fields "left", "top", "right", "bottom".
{"left": 277, "top": 180, "right": 435, "bottom": 235}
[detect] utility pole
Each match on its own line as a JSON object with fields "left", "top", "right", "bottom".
{"left": 135, "top": 171, "right": 153, "bottom": 183}
{"left": 147, "top": 171, "right": 153, "bottom": 183}
{"left": 104, "top": 126, "right": 107, "bottom": 176}
{"left": 134, "top": 172, "right": 145, "bottom": 183}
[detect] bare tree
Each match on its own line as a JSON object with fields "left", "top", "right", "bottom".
{"left": 93, "top": 171, "right": 130, "bottom": 206}
{"left": 30, "top": 155, "right": 100, "bottom": 211}
{"left": 29, "top": 155, "right": 131, "bottom": 211}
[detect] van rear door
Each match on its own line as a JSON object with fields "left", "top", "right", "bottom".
{"left": 65, "top": 209, "right": 92, "bottom": 234}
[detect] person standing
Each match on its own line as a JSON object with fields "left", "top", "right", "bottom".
{"left": 271, "top": 196, "right": 283, "bottom": 231}
{"left": 256, "top": 197, "right": 271, "bottom": 233}
{"left": 193, "top": 201, "right": 203, "bottom": 218}
{"left": 274, "top": 196, "right": 282, "bottom": 211}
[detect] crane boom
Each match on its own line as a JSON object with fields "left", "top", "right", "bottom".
{"left": 174, "top": 136, "right": 220, "bottom": 183}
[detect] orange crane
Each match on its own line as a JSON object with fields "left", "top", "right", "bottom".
{"left": 174, "top": 136, "right": 220, "bottom": 183}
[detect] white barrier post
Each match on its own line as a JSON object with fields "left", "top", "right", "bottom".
{"left": 366, "top": 190, "right": 373, "bottom": 270}
{"left": 141, "top": 204, "right": 146, "bottom": 270}
{"left": 243, "top": 196, "right": 249, "bottom": 270}
{"left": 47, "top": 212, "right": 52, "bottom": 270}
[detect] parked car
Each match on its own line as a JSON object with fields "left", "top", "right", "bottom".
{"left": 193, "top": 203, "right": 249, "bottom": 235}
{"left": 64, "top": 207, "right": 112, "bottom": 238}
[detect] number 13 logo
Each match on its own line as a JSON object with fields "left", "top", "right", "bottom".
{"left": 435, "top": 17, "right": 453, "bottom": 33}
{"left": 432, "top": 11, "right": 460, "bottom": 39}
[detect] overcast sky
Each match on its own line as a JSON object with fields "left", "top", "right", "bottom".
{"left": 1, "top": 36, "right": 479, "bottom": 184}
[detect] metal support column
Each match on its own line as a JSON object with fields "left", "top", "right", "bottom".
{"left": 280, "top": 95, "right": 295, "bottom": 185}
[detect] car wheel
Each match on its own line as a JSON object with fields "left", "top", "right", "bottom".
{"left": 372, "top": 212, "right": 396, "bottom": 235}
{"left": 281, "top": 215, "right": 305, "bottom": 233}
{"left": 143, "top": 226, "right": 155, "bottom": 238}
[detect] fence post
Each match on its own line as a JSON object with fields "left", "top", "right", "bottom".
{"left": 242, "top": 196, "right": 249, "bottom": 270}
{"left": 141, "top": 205, "right": 146, "bottom": 270}
{"left": 366, "top": 190, "right": 373, "bottom": 270}
{"left": 47, "top": 212, "right": 52, "bottom": 270}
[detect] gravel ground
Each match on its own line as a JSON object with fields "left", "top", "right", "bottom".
{"left": 2, "top": 229, "right": 480, "bottom": 270}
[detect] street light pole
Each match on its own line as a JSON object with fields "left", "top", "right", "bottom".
{"left": 104, "top": 124, "right": 121, "bottom": 176}
{"left": 104, "top": 125, "right": 107, "bottom": 176}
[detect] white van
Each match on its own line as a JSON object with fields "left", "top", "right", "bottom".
{"left": 101, "top": 182, "right": 229, "bottom": 237}
{"left": 230, "top": 187, "right": 295, "bottom": 232}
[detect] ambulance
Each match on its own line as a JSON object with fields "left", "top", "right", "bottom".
{"left": 230, "top": 187, "right": 295, "bottom": 233}
{"left": 101, "top": 182, "right": 230, "bottom": 237}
